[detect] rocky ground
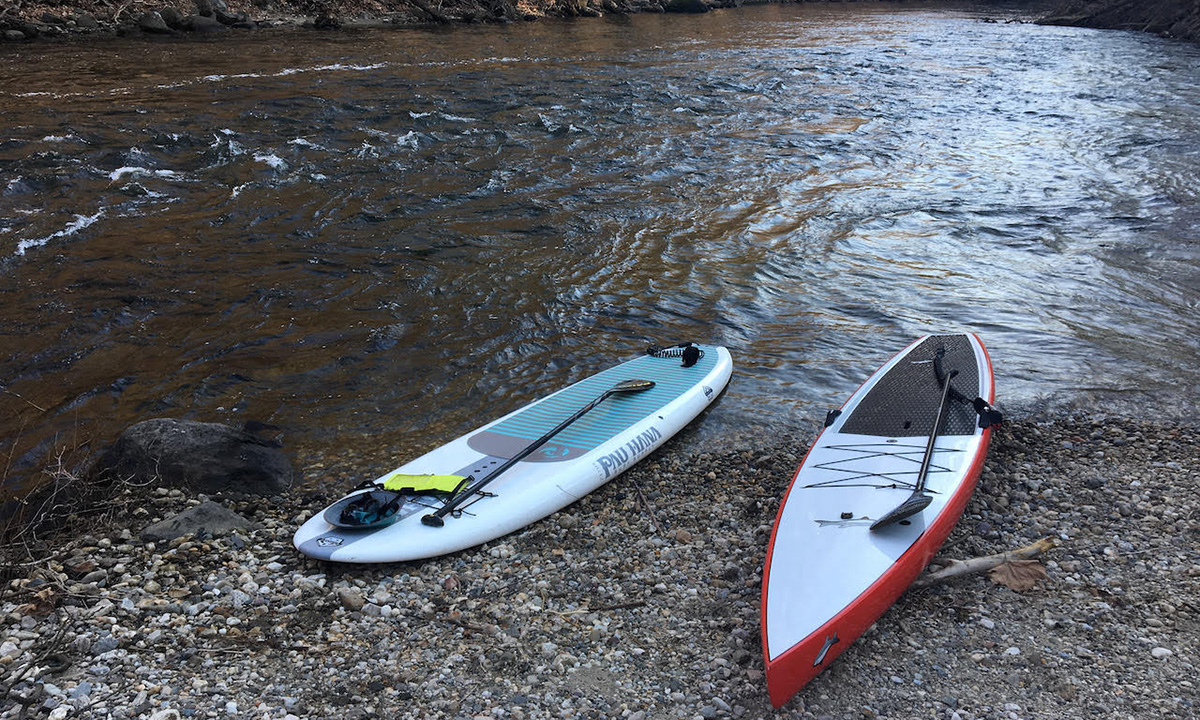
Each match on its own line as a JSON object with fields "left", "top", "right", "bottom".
{"left": 1, "top": 413, "right": 1197, "bottom": 719}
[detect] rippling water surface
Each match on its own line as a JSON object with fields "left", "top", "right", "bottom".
{"left": 2, "top": 5, "right": 1198, "bottom": 491}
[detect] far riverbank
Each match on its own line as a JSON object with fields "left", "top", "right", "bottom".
{"left": 1040, "top": 0, "right": 1200, "bottom": 43}
{"left": 3, "top": 0, "right": 1195, "bottom": 48}
{"left": 0, "top": 0, "right": 1099, "bottom": 44}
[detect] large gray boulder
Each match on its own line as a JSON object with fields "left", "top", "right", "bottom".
{"left": 92, "top": 418, "right": 292, "bottom": 495}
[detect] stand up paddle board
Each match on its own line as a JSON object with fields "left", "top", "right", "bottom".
{"left": 295, "top": 342, "right": 733, "bottom": 563}
{"left": 761, "top": 334, "right": 1000, "bottom": 707}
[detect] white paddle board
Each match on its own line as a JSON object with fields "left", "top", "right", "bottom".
{"left": 295, "top": 342, "right": 733, "bottom": 563}
{"left": 761, "top": 333, "right": 999, "bottom": 707}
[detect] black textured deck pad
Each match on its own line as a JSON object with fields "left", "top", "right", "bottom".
{"left": 840, "top": 335, "right": 980, "bottom": 437}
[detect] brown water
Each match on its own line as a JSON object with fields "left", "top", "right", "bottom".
{"left": 2, "top": 5, "right": 1198, "bottom": 493}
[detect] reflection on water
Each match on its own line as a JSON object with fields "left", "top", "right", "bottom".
{"left": 1, "top": 4, "right": 1198, "bottom": 493}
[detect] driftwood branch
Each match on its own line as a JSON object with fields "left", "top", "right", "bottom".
{"left": 914, "top": 537, "right": 1057, "bottom": 588}
{"left": 2, "top": 389, "right": 46, "bottom": 413}
{"left": 551, "top": 600, "right": 646, "bottom": 616}
{"left": 406, "top": 0, "right": 452, "bottom": 23}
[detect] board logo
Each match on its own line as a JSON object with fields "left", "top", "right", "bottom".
{"left": 537, "top": 444, "right": 572, "bottom": 459}
{"left": 703, "top": 385, "right": 714, "bottom": 399}
{"left": 595, "top": 425, "right": 663, "bottom": 479}
{"left": 317, "top": 536, "right": 344, "bottom": 547}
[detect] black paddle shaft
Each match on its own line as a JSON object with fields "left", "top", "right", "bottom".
{"left": 871, "top": 365, "right": 959, "bottom": 531}
{"left": 913, "top": 368, "right": 958, "bottom": 495}
{"left": 421, "top": 379, "right": 655, "bottom": 527}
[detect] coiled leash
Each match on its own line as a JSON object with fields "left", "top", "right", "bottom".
{"left": 647, "top": 341, "right": 704, "bottom": 368}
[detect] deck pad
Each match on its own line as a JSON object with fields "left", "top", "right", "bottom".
{"left": 467, "top": 349, "right": 721, "bottom": 461}
{"left": 840, "top": 334, "right": 979, "bottom": 437}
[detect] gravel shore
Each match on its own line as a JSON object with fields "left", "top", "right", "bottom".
{"left": 2, "top": 413, "right": 1197, "bottom": 719}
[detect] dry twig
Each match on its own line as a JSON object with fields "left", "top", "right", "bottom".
{"left": 633, "top": 481, "right": 664, "bottom": 536}
{"left": 913, "top": 537, "right": 1057, "bottom": 588}
{"left": 0, "top": 611, "right": 71, "bottom": 689}
{"left": 551, "top": 600, "right": 646, "bottom": 616}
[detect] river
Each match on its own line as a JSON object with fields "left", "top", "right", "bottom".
{"left": 2, "top": 4, "right": 1198, "bottom": 494}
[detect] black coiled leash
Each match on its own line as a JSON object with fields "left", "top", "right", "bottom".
{"left": 647, "top": 342, "right": 703, "bottom": 368}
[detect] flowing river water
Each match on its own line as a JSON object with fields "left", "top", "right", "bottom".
{"left": 2, "top": 4, "right": 1198, "bottom": 494}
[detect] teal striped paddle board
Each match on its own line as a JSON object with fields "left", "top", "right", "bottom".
{"left": 294, "top": 343, "right": 733, "bottom": 563}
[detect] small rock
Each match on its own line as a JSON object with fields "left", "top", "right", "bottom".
{"left": 184, "top": 14, "right": 226, "bottom": 31}
{"left": 214, "top": 7, "right": 245, "bottom": 25}
{"left": 137, "top": 11, "right": 173, "bottom": 33}
{"left": 93, "top": 635, "right": 119, "bottom": 655}
{"left": 664, "top": 0, "right": 709, "bottom": 12}
{"left": 337, "top": 587, "right": 365, "bottom": 612}
{"left": 160, "top": 7, "right": 186, "bottom": 28}
{"left": 141, "top": 501, "right": 253, "bottom": 543}
{"left": 1151, "top": 647, "right": 1173, "bottom": 660}
{"left": 81, "top": 569, "right": 108, "bottom": 585}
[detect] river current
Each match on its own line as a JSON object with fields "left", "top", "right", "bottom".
{"left": 2, "top": 4, "right": 1198, "bottom": 492}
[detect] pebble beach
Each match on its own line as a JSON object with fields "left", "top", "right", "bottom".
{"left": 2, "top": 413, "right": 1197, "bottom": 720}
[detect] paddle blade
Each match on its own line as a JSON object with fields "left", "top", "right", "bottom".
{"left": 613, "top": 379, "right": 655, "bottom": 393}
{"left": 870, "top": 493, "right": 933, "bottom": 531}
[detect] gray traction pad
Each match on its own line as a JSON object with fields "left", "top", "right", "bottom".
{"left": 840, "top": 335, "right": 980, "bottom": 438}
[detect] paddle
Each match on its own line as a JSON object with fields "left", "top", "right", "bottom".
{"left": 870, "top": 365, "right": 959, "bottom": 531}
{"left": 420, "top": 378, "right": 656, "bottom": 527}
